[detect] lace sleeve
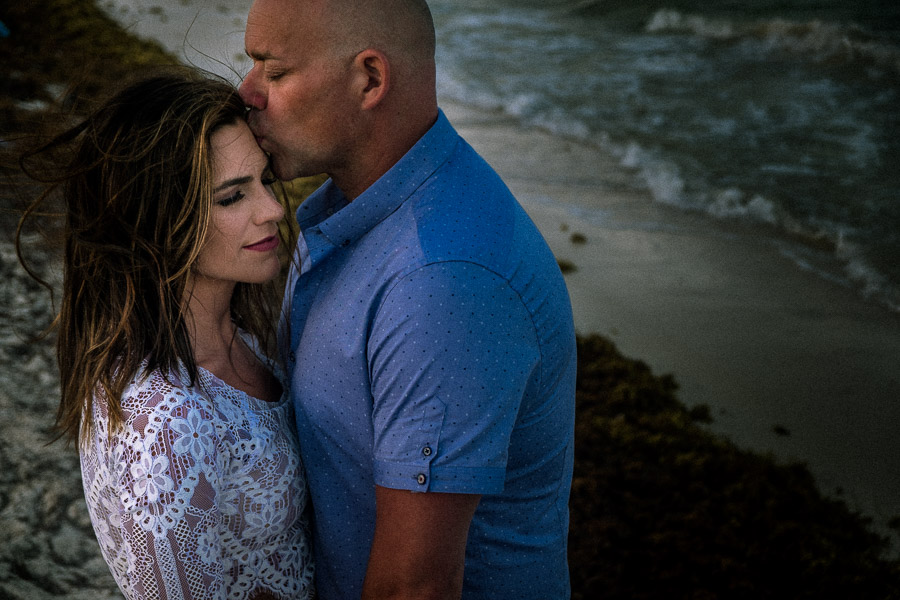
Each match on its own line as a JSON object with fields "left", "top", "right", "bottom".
{"left": 110, "top": 376, "right": 229, "bottom": 599}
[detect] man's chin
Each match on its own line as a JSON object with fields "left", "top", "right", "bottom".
{"left": 271, "top": 160, "right": 317, "bottom": 183}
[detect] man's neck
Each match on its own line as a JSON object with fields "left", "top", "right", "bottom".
{"left": 334, "top": 106, "right": 439, "bottom": 201}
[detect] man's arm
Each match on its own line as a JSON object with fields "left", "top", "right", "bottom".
{"left": 361, "top": 486, "right": 481, "bottom": 600}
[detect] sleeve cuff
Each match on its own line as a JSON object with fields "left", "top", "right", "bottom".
{"left": 374, "top": 459, "right": 505, "bottom": 494}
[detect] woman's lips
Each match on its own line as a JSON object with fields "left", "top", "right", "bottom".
{"left": 244, "top": 235, "right": 279, "bottom": 252}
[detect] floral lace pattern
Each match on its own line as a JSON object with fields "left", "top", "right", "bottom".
{"left": 80, "top": 337, "right": 314, "bottom": 599}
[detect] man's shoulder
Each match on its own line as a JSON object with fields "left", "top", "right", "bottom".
{"left": 434, "top": 133, "right": 509, "bottom": 196}
{"left": 405, "top": 161, "right": 547, "bottom": 271}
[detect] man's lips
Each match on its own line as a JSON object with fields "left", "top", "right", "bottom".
{"left": 252, "top": 132, "right": 267, "bottom": 150}
{"left": 243, "top": 235, "right": 279, "bottom": 252}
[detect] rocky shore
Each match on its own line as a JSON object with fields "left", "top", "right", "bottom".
{"left": 0, "top": 237, "right": 122, "bottom": 599}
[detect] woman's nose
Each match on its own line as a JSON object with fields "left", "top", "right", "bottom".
{"left": 259, "top": 193, "right": 285, "bottom": 224}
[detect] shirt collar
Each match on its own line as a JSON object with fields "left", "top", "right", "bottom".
{"left": 296, "top": 109, "right": 458, "bottom": 250}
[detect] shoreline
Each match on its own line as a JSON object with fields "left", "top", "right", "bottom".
{"left": 91, "top": 0, "right": 900, "bottom": 549}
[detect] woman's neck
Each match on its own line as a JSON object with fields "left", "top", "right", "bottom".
{"left": 182, "top": 279, "right": 281, "bottom": 403}
{"left": 184, "top": 278, "right": 238, "bottom": 368}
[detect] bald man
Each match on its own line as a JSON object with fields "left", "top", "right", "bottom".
{"left": 240, "top": 1, "right": 576, "bottom": 598}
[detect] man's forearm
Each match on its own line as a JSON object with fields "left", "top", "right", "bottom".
{"left": 361, "top": 487, "right": 480, "bottom": 600}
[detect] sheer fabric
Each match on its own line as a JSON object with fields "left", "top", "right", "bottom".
{"left": 80, "top": 335, "right": 314, "bottom": 600}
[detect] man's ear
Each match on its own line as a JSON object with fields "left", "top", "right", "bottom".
{"left": 353, "top": 49, "right": 390, "bottom": 110}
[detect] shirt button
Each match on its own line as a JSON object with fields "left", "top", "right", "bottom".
{"left": 422, "top": 446, "right": 432, "bottom": 457}
{"left": 289, "top": 351, "right": 296, "bottom": 363}
{"left": 416, "top": 473, "right": 427, "bottom": 485}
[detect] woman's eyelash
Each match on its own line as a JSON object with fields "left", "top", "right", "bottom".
{"left": 216, "top": 172, "right": 275, "bottom": 206}
{"left": 217, "top": 190, "right": 245, "bottom": 207}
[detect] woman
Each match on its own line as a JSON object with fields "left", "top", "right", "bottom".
{"left": 16, "top": 70, "right": 314, "bottom": 599}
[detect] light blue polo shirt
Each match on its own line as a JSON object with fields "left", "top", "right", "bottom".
{"left": 282, "top": 110, "right": 576, "bottom": 599}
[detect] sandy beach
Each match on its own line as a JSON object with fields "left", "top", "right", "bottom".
{"left": 94, "top": 0, "right": 900, "bottom": 545}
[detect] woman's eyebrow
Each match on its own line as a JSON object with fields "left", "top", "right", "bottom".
{"left": 213, "top": 175, "right": 253, "bottom": 193}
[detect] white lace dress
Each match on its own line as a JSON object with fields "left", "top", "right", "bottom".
{"left": 80, "top": 337, "right": 314, "bottom": 600}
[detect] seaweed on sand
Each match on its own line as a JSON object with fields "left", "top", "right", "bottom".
{"left": 569, "top": 334, "right": 900, "bottom": 599}
{"left": 1, "top": 0, "right": 176, "bottom": 132}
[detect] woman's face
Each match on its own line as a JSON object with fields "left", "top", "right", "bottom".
{"left": 193, "top": 121, "right": 285, "bottom": 290}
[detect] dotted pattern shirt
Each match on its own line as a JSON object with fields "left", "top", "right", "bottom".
{"left": 282, "top": 111, "right": 576, "bottom": 599}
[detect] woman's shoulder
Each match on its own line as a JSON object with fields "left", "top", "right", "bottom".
{"left": 119, "top": 360, "right": 211, "bottom": 419}
{"left": 86, "top": 360, "right": 218, "bottom": 452}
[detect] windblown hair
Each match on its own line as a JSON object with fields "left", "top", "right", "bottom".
{"left": 17, "top": 69, "right": 282, "bottom": 445}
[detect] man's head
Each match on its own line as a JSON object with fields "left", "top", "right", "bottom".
{"left": 240, "top": 0, "right": 438, "bottom": 199}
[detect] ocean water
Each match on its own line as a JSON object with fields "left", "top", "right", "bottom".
{"left": 431, "top": 0, "right": 900, "bottom": 311}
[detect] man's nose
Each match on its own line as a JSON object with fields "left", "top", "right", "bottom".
{"left": 238, "top": 70, "right": 267, "bottom": 110}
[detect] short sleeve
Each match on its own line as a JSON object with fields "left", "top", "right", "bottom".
{"left": 368, "top": 261, "right": 540, "bottom": 494}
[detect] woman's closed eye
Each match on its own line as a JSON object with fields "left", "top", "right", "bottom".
{"left": 217, "top": 190, "right": 245, "bottom": 207}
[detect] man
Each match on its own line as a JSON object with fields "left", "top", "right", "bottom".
{"left": 240, "top": 1, "right": 576, "bottom": 598}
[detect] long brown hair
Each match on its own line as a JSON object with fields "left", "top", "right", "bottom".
{"left": 16, "top": 69, "right": 282, "bottom": 445}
